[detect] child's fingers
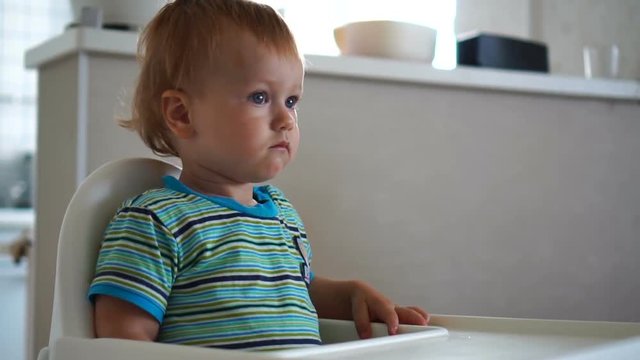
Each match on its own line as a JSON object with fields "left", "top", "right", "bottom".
{"left": 406, "top": 306, "right": 430, "bottom": 324}
{"left": 371, "top": 302, "right": 400, "bottom": 336}
{"left": 352, "top": 299, "right": 372, "bottom": 339}
{"left": 395, "top": 306, "right": 428, "bottom": 326}
{"left": 383, "top": 309, "right": 400, "bottom": 335}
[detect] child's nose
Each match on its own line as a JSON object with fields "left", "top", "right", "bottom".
{"left": 273, "top": 108, "right": 296, "bottom": 131}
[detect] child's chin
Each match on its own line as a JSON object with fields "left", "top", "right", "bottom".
{"left": 256, "top": 162, "right": 288, "bottom": 181}
{"left": 246, "top": 169, "right": 279, "bottom": 184}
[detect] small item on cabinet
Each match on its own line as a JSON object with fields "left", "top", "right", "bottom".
{"left": 80, "top": 6, "right": 103, "bottom": 28}
{"left": 583, "top": 44, "right": 620, "bottom": 79}
{"left": 457, "top": 32, "right": 549, "bottom": 73}
{"left": 69, "top": 0, "right": 165, "bottom": 31}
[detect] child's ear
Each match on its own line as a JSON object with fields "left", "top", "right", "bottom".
{"left": 161, "top": 89, "right": 195, "bottom": 139}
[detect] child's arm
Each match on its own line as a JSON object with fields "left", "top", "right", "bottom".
{"left": 94, "top": 295, "right": 160, "bottom": 341}
{"left": 309, "top": 276, "right": 429, "bottom": 339}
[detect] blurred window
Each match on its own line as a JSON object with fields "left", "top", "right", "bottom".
{"left": 0, "top": 0, "right": 71, "bottom": 159}
{"left": 0, "top": 0, "right": 71, "bottom": 208}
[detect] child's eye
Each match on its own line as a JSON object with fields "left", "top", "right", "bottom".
{"left": 249, "top": 91, "right": 268, "bottom": 105}
{"left": 285, "top": 96, "right": 299, "bottom": 109}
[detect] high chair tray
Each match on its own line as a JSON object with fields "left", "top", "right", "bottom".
{"left": 269, "top": 319, "right": 448, "bottom": 358}
{"left": 45, "top": 320, "right": 446, "bottom": 360}
{"left": 45, "top": 316, "right": 640, "bottom": 360}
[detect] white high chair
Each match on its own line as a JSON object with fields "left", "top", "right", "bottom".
{"left": 38, "top": 157, "right": 448, "bottom": 360}
{"left": 39, "top": 157, "right": 176, "bottom": 359}
{"left": 38, "top": 157, "right": 640, "bottom": 360}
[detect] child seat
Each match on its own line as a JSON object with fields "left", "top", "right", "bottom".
{"left": 38, "top": 158, "right": 180, "bottom": 359}
{"left": 38, "top": 157, "right": 445, "bottom": 360}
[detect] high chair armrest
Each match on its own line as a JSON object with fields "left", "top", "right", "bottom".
{"left": 45, "top": 319, "right": 445, "bottom": 360}
{"left": 50, "top": 337, "right": 273, "bottom": 360}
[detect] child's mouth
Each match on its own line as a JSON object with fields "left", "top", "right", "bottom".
{"left": 270, "top": 141, "right": 290, "bottom": 152}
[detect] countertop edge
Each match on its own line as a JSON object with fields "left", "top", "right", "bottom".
{"left": 25, "top": 27, "right": 138, "bottom": 68}
{"left": 24, "top": 28, "right": 640, "bottom": 101}
{"left": 304, "top": 54, "right": 640, "bottom": 101}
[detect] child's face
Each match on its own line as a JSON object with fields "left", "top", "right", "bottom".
{"left": 184, "top": 31, "right": 303, "bottom": 184}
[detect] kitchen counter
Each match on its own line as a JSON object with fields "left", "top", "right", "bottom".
{"left": 25, "top": 27, "right": 640, "bottom": 101}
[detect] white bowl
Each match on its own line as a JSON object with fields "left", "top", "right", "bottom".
{"left": 334, "top": 20, "right": 437, "bottom": 62}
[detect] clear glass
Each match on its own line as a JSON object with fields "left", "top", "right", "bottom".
{"left": 583, "top": 44, "right": 620, "bottom": 79}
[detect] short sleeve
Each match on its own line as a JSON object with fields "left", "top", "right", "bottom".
{"left": 88, "top": 206, "right": 178, "bottom": 323}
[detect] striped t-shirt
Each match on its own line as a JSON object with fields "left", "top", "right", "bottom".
{"left": 88, "top": 176, "right": 321, "bottom": 350}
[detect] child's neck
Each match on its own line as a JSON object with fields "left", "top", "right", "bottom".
{"left": 178, "top": 170, "right": 255, "bottom": 206}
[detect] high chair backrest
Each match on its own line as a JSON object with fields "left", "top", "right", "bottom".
{"left": 48, "top": 158, "right": 181, "bottom": 346}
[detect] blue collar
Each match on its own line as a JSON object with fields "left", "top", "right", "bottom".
{"left": 162, "top": 176, "right": 278, "bottom": 218}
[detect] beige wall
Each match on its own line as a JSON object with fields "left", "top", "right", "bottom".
{"left": 456, "top": 0, "right": 532, "bottom": 39}
{"left": 274, "top": 74, "right": 640, "bottom": 323}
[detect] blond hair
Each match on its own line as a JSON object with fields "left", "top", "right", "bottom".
{"left": 122, "top": 0, "right": 301, "bottom": 157}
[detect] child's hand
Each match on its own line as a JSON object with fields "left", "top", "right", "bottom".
{"left": 350, "top": 281, "right": 429, "bottom": 339}
{"left": 309, "top": 276, "right": 429, "bottom": 339}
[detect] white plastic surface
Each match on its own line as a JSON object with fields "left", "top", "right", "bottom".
{"left": 45, "top": 316, "right": 640, "bottom": 360}
{"left": 48, "top": 158, "right": 181, "bottom": 345}
{"left": 43, "top": 319, "right": 445, "bottom": 360}
{"left": 318, "top": 319, "right": 447, "bottom": 344}
{"left": 269, "top": 319, "right": 448, "bottom": 358}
